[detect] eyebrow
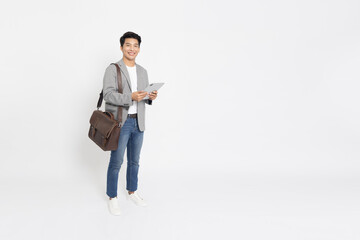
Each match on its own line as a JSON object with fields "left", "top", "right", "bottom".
{"left": 125, "top": 43, "right": 138, "bottom": 45}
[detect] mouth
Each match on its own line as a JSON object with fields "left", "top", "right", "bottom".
{"left": 128, "top": 52, "right": 135, "bottom": 56}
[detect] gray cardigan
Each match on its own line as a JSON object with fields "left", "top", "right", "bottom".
{"left": 103, "top": 58, "right": 152, "bottom": 131}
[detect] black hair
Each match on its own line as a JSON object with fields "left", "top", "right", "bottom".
{"left": 120, "top": 31, "right": 141, "bottom": 47}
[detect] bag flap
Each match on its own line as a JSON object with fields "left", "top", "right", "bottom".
{"left": 90, "top": 110, "right": 117, "bottom": 138}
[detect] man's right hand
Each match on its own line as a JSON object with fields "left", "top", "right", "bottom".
{"left": 132, "top": 91, "right": 147, "bottom": 102}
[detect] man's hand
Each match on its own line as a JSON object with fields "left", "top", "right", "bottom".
{"left": 149, "top": 90, "right": 158, "bottom": 100}
{"left": 132, "top": 91, "right": 147, "bottom": 102}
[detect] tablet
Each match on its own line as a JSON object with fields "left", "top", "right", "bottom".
{"left": 142, "top": 83, "right": 165, "bottom": 100}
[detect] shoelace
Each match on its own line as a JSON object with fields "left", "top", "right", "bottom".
{"left": 131, "top": 192, "right": 143, "bottom": 200}
{"left": 110, "top": 198, "right": 119, "bottom": 207}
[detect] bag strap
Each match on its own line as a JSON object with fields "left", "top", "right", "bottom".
{"left": 97, "top": 63, "right": 123, "bottom": 125}
{"left": 112, "top": 63, "right": 123, "bottom": 125}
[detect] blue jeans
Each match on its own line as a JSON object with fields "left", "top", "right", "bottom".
{"left": 106, "top": 117, "right": 144, "bottom": 198}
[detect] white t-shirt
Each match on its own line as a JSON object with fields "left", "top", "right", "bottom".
{"left": 126, "top": 64, "right": 137, "bottom": 114}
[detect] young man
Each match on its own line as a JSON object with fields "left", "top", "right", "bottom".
{"left": 102, "top": 31, "right": 158, "bottom": 215}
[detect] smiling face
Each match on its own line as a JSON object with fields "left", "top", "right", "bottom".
{"left": 120, "top": 38, "right": 140, "bottom": 61}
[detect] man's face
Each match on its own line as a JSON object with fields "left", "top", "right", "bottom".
{"left": 120, "top": 38, "right": 140, "bottom": 61}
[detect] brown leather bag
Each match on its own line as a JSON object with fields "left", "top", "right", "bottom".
{"left": 88, "top": 63, "right": 123, "bottom": 151}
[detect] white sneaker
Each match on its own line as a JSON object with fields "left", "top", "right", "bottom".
{"left": 108, "top": 197, "right": 121, "bottom": 215}
{"left": 127, "top": 191, "right": 148, "bottom": 207}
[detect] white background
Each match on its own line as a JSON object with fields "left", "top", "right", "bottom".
{"left": 0, "top": 0, "right": 359, "bottom": 239}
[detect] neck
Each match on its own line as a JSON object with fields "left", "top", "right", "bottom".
{"left": 123, "top": 57, "right": 135, "bottom": 67}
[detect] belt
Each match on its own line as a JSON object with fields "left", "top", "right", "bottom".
{"left": 128, "top": 113, "right": 137, "bottom": 118}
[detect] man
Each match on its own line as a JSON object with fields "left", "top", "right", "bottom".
{"left": 102, "top": 31, "right": 158, "bottom": 215}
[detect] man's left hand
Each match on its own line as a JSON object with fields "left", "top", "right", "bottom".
{"left": 148, "top": 90, "right": 158, "bottom": 100}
